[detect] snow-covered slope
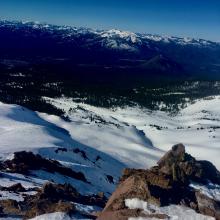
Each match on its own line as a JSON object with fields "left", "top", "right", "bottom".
{"left": 1, "top": 95, "right": 220, "bottom": 187}
{"left": 43, "top": 95, "right": 220, "bottom": 170}
{"left": 0, "top": 102, "right": 125, "bottom": 198}
{"left": 0, "top": 96, "right": 220, "bottom": 219}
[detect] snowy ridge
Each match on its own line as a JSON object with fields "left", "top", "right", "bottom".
{"left": 43, "top": 95, "right": 220, "bottom": 169}
{"left": 0, "top": 20, "right": 219, "bottom": 51}
{"left": 0, "top": 102, "right": 125, "bottom": 197}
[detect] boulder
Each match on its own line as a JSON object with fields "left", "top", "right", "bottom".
{"left": 158, "top": 143, "right": 220, "bottom": 185}
{"left": 99, "top": 144, "right": 220, "bottom": 220}
{"left": 196, "top": 192, "right": 220, "bottom": 220}
{"left": 5, "top": 183, "right": 26, "bottom": 192}
{"left": 0, "top": 199, "right": 22, "bottom": 217}
{"left": 103, "top": 175, "right": 150, "bottom": 212}
{"left": 158, "top": 143, "right": 186, "bottom": 168}
{"left": 0, "top": 182, "right": 106, "bottom": 219}
{"left": 24, "top": 200, "right": 76, "bottom": 219}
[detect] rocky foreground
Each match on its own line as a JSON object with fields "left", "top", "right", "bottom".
{"left": 0, "top": 151, "right": 107, "bottom": 219}
{"left": 97, "top": 144, "right": 220, "bottom": 220}
{"left": 0, "top": 144, "right": 219, "bottom": 219}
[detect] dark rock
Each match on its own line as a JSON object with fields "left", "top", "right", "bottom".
{"left": 31, "top": 182, "right": 107, "bottom": 208}
{"left": 157, "top": 143, "right": 220, "bottom": 185}
{"left": 197, "top": 160, "right": 220, "bottom": 185}
{"left": 3, "top": 151, "right": 89, "bottom": 183}
{"left": 73, "top": 148, "right": 89, "bottom": 160}
{"left": 81, "top": 193, "right": 107, "bottom": 208}
{"left": 0, "top": 199, "right": 22, "bottom": 217}
{"left": 0, "top": 205, "right": 4, "bottom": 217}
{"left": 55, "top": 147, "right": 67, "bottom": 153}
{"left": 0, "top": 182, "right": 107, "bottom": 219}
{"left": 106, "top": 175, "right": 114, "bottom": 184}
{"left": 196, "top": 192, "right": 220, "bottom": 220}
{"left": 4, "top": 183, "right": 26, "bottom": 192}
{"left": 35, "top": 182, "right": 80, "bottom": 202}
{"left": 24, "top": 200, "right": 76, "bottom": 219}
{"left": 97, "top": 209, "right": 142, "bottom": 220}
{"left": 95, "top": 156, "right": 102, "bottom": 162}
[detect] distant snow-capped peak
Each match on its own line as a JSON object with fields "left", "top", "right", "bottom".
{"left": 100, "top": 29, "right": 139, "bottom": 43}
{"left": 0, "top": 20, "right": 218, "bottom": 49}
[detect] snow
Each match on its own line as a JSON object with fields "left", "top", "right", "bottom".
{"left": 125, "top": 198, "right": 215, "bottom": 220}
{"left": 40, "top": 97, "right": 162, "bottom": 169}
{"left": 125, "top": 198, "right": 150, "bottom": 212}
{"left": 0, "top": 102, "right": 124, "bottom": 196}
{"left": 190, "top": 182, "right": 220, "bottom": 201}
{"left": 0, "top": 190, "right": 24, "bottom": 202}
{"left": 29, "top": 212, "right": 72, "bottom": 220}
{"left": 0, "top": 96, "right": 220, "bottom": 219}
{"left": 0, "top": 96, "right": 220, "bottom": 197}
{"left": 0, "top": 171, "right": 44, "bottom": 188}
{"left": 43, "top": 95, "right": 220, "bottom": 170}
{"left": 73, "top": 202, "right": 101, "bottom": 215}
{"left": 100, "top": 29, "right": 139, "bottom": 43}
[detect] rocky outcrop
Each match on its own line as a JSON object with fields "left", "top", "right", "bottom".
{"left": 98, "top": 144, "right": 220, "bottom": 220}
{"left": 23, "top": 183, "right": 78, "bottom": 219}
{"left": 2, "top": 151, "right": 88, "bottom": 183}
{"left": 0, "top": 151, "right": 109, "bottom": 219}
{"left": 196, "top": 192, "right": 220, "bottom": 220}
{"left": 157, "top": 143, "right": 220, "bottom": 185}
{"left": 0, "top": 182, "right": 107, "bottom": 219}
{"left": 0, "top": 183, "right": 26, "bottom": 192}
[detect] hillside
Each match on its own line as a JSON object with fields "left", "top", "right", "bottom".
{"left": 0, "top": 95, "right": 220, "bottom": 218}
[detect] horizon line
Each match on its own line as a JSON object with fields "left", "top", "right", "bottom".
{"left": 0, "top": 18, "right": 219, "bottom": 43}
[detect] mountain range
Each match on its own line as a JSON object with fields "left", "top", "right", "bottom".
{"left": 0, "top": 20, "right": 220, "bottom": 220}
{"left": 0, "top": 20, "right": 220, "bottom": 84}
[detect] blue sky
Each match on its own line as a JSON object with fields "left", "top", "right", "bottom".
{"left": 0, "top": 0, "right": 219, "bottom": 41}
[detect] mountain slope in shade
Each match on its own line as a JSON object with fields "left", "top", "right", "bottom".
{"left": 0, "top": 102, "right": 125, "bottom": 197}
{"left": 139, "top": 54, "right": 184, "bottom": 75}
{"left": 0, "top": 20, "right": 220, "bottom": 81}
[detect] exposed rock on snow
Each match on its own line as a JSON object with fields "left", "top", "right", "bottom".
{"left": 196, "top": 191, "right": 220, "bottom": 220}
{"left": 0, "top": 182, "right": 106, "bottom": 219}
{"left": 157, "top": 143, "right": 220, "bottom": 185}
{"left": 1, "top": 98, "right": 220, "bottom": 219}
{"left": 0, "top": 101, "right": 124, "bottom": 197}
{"left": 0, "top": 183, "right": 26, "bottom": 193}
{"left": 2, "top": 151, "right": 88, "bottom": 183}
{"left": 97, "top": 144, "right": 220, "bottom": 220}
